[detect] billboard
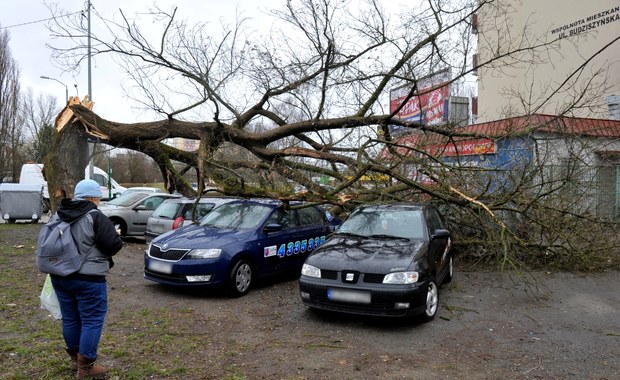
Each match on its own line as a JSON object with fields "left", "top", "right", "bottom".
{"left": 389, "top": 69, "right": 451, "bottom": 134}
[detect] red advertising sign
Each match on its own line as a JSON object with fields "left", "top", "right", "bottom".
{"left": 389, "top": 70, "right": 450, "bottom": 126}
{"left": 380, "top": 136, "right": 496, "bottom": 159}
{"left": 427, "top": 138, "right": 496, "bottom": 157}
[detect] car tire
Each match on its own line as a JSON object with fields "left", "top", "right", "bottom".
{"left": 443, "top": 255, "right": 454, "bottom": 284}
{"left": 420, "top": 279, "right": 439, "bottom": 322}
{"left": 227, "top": 259, "right": 252, "bottom": 297}
{"left": 42, "top": 199, "right": 51, "bottom": 214}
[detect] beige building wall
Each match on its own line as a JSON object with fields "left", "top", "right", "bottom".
{"left": 476, "top": 0, "right": 620, "bottom": 122}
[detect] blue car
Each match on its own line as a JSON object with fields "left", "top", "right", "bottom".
{"left": 144, "top": 198, "right": 333, "bottom": 296}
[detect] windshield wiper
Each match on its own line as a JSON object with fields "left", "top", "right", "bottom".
{"left": 368, "top": 234, "right": 410, "bottom": 241}
{"left": 335, "top": 231, "right": 367, "bottom": 239}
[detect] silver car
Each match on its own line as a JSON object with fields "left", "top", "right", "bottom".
{"left": 145, "top": 197, "right": 237, "bottom": 242}
{"left": 99, "top": 192, "right": 181, "bottom": 237}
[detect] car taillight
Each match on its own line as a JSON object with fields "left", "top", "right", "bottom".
{"left": 172, "top": 216, "right": 184, "bottom": 230}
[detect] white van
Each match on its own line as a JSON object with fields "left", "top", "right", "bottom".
{"left": 19, "top": 163, "right": 126, "bottom": 201}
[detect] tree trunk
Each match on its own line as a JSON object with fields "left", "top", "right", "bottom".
{"left": 44, "top": 99, "right": 91, "bottom": 212}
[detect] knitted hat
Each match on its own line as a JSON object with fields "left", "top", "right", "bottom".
{"left": 74, "top": 179, "right": 103, "bottom": 199}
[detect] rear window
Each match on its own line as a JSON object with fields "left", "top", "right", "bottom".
{"left": 151, "top": 202, "right": 181, "bottom": 219}
{"left": 298, "top": 207, "right": 324, "bottom": 226}
{"left": 180, "top": 203, "right": 216, "bottom": 220}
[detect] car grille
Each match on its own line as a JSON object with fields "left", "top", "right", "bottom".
{"left": 320, "top": 270, "right": 384, "bottom": 283}
{"left": 149, "top": 245, "right": 190, "bottom": 261}
{"left": 144, "top": 269, "right": 190, "bottom": 283}
{"left": 321, "top": 270, "right": 338, "bottom": 280}
{"left": 362, "top": 273, "right": 385, "bottom": 283}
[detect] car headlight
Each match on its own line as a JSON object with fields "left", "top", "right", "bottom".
{"left": 383, "top": 271, "right": 419, "bottom": 284}
{"left": 301, "top": 263, "right": 321, "bottom": 278}
{"left": 188, "top": 248, "right": 222, "bottom": 259}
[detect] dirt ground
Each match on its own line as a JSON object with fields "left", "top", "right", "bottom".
{"left": 4, "top": 221, "right": 620, "bottom": 379}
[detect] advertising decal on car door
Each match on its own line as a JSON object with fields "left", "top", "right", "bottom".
{"left": 263, "top": 236, "right": 326, "bottom": 258}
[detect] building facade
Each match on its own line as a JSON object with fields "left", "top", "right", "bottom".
{"left": 475, "top": 0, "right": 620, "bottom": 122}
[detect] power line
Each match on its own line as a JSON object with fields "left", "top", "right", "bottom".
{"left": 1, "top": 10, "right": 83, "bottom": 30}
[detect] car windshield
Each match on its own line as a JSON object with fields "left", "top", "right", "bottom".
{"left": 107, "top": 192, "right": 148, "bottom": 207}
{"left": 337, "top": 208, "right": 425, "bottom": 239}
{"left": 199, "top": 202, "right": 273, "bottom": 229}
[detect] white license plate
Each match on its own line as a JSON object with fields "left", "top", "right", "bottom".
{"left": 327, "top": 288, "right": 371, "bottom": 304}
{"left": 149, "top": 260, "right": 172, "bottom": 274}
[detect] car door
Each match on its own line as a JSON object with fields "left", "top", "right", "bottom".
{"left": 258, "top": 207, "right": 300, "bottom": 276}
{"left": 425, "top": 207, "right": 451, "bottom": 281}
{"left": 277, "top": 206, "right": 330, "bottom": 272}
{"left": 129, "top": 195, "right": 171, "bottom": 235}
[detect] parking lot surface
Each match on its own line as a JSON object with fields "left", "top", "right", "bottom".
{"left": 109, "top": 237, "right": 620, "bottom": 379}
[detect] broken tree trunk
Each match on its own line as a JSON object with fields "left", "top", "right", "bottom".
{"left": 44, "top": 97, "right": 93, "bottom": 212}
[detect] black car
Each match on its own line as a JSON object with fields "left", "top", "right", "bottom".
{"left": 298, "top": 203, "right": 453, "bottom": 321}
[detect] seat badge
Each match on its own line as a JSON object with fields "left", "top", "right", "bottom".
{"left": 345, "top": 273, "right": 354, "bottom": 282}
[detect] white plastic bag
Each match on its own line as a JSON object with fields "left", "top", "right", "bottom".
{"left": 40, "top": 274, "right": 62, "bottom": 320}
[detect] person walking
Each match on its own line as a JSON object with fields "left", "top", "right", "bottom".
{"left": 48, "top": 179, "right": 123, "bottom": 379}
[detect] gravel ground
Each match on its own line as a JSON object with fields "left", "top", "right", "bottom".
{"left": 114, "top": 236, "right": 620, "bottom": 379}
{"left": 3, "top": 221, "right": 619, "bottom": 379}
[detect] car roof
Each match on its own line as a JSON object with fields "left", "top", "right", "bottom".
{"left": 159, "top": 196, "right": 241, "bottom": 205}
{"left": 354, "top": 203, "right": 430, "bottom": 211}
{"left": 125, "top": 187, "right": 164, "bottom": 192}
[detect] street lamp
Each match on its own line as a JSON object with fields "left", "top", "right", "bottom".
{"left": 40, "top": 75, "right": 68, "bottom": 105}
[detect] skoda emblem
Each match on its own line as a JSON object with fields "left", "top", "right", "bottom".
{"left": 162, "top": 243, "right": 169, "bottom": 250}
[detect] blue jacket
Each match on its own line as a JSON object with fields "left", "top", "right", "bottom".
{"left": 55, "top": 198, "right": 123, "bottom": 280}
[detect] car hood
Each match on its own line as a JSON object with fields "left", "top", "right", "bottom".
{"left": 151, "top": 224, "right": 253, "bottom": 249}
{"left": 305, "top": 235, "right": 426, "bottom": 273}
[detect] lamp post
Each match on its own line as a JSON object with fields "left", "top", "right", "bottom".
{"left": 40, "top": 75, "right": 68, "bottom": 105}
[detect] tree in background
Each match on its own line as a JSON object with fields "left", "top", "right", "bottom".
{"left": 43, "top": 0, "right": 620, "bottom": 270}
{"left": 0, "top": 28, "right": 22, "bottom": 182}
{"left": 20, "top": 89, "right": 57, "bottom": 163}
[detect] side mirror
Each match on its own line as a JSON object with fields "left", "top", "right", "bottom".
{"left": 263, "top": 223, "right": 283, "bottom": 233}
{"left": 431, "top": 229, "right": 450, "bottom": 239}
{"left": 135, "top": 205, "right": 146, "bottom": 211}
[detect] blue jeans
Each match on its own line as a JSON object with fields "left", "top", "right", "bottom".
{"left": 50, "top": 276, "right": 107, "bottom": 359}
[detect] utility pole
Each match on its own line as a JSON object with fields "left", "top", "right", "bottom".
{"left": 87, "top": 0, "right": 94, "bottom": 179}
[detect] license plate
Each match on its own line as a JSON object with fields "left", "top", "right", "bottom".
{"left": 327, "top": 288, "right": 371, "bottom": 304}
{"left": 149, "top": 260, "right": 172, "bottom": 274}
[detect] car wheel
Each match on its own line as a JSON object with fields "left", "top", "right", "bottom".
{"left": 228, "top": 259, "right": 252, "bottom": 297}
{"left": 421, "top": 280, "right": 439, "bottom": 322}
{"left": 42, "top": 199, "right": 51, "bottom": 214}
{"left": 443, "top": 255, "right": 454, "bottom": 284}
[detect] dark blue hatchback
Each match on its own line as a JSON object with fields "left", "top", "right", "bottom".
{"left": 144, "top": 198, "right": 332, "bottom": 296}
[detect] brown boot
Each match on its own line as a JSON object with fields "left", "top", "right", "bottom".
{"left": 76, "top": 353, "right": 108, "bottom": 379}
{"left": 66, "top": 348, "right": 78, "bottom": 373}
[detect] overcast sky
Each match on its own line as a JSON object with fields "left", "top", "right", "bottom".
{"left": 0, "top": 0, "right": 288, "bottom": 123}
